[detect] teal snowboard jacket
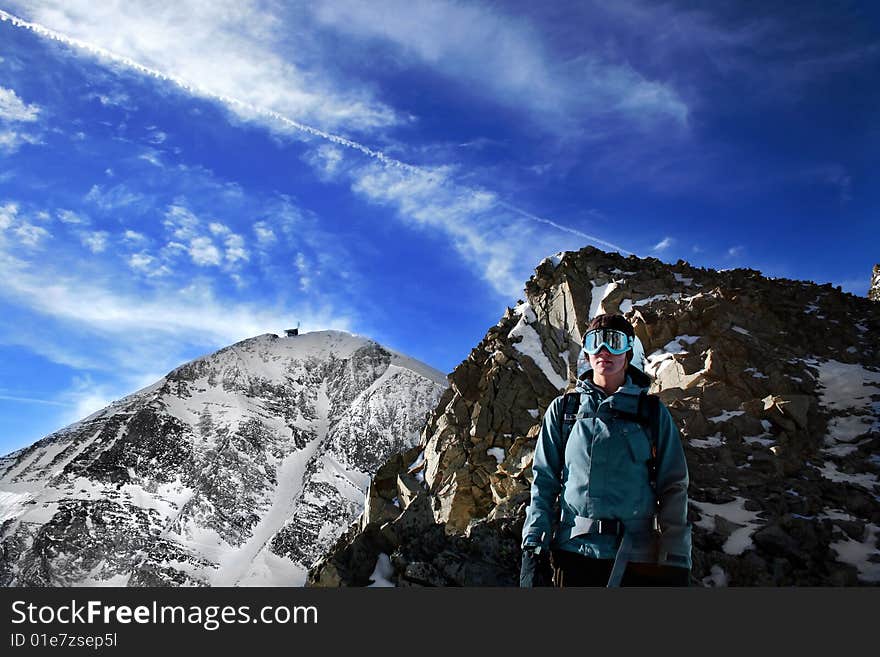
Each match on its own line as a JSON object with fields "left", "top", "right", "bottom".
{"left": 522, "top": 367, "right": 692, "bottom": 569}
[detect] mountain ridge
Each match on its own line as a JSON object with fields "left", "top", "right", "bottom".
{"left": 309, "top": 247, "right": 880, "bottom": 587}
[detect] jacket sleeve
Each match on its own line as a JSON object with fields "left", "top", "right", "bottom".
{"left": 521, "top": 396, "right": 565, "bottom": 550}
{"left": 654, "top": 402, "right": 692, "bottom": 569}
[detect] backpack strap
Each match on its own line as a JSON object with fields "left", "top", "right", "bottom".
{"left": 636, "top": 391, "right": 661, "bottom": 493}
{"left": 557, "top": 391, "right": 581, "bottom": 478}
{"left": 547, "top": 391, "right": 582, "bottom": 544}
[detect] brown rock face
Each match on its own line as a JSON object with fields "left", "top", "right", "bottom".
{"left": 309, "top": 247, "right": 880, "bottom": 587}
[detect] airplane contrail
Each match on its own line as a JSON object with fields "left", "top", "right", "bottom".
{"left": 0, "top": 9, "right": 422, "bottom": 173}
{"left": 0, "top": 8, "right": 635, "bottom": 255}
{"left": 498, "top": 202, "right": 632, "bottom": 255}
{"left": 0, "top": 394, "right": 70, "bottom": 406}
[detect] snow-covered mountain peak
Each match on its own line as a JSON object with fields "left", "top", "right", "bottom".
{"left": 169, "top": 329, "right": 446, "bottom": 389}
{"left": 0, "top": 330, "right": 446, "bottom": 587}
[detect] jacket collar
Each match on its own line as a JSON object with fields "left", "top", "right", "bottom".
{"left": 577, "top": 365, "right": 650, "bottom": 390}
{"left": 576, "top": 366, "right": 649, "bottom": 409}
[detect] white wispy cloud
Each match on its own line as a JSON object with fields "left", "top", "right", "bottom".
{"left": 0, "top": 86, "right": 43, "bottom": 153}
{"left": 80, "top": 230, "right": 108, "bottom": 253}
{"left": 0, "top": 86, "right": 40, "bottom": 122}
{"left": 158, "top": 206, "right": 248, "bottom": 267}
{"left": 85, "top": 183, "right": 145, "bottom": 211}
{"left": 0, "top": 202, "right": 17, "bottom": 229}
{"left": 57, "top": 208, "right": 89, "bottom": 225}
{"left": 295, "top": 252, "right": 311, "bottom": 292}
{"left": 349, "top": 162, "right": 585, "bottom": 297}
{"left": 1, "top": 4, "right": 624, "bottom": 260}
{"left": 162, "top": 204, "right": 203, "bottom": 244}
{"left": 653, "top": 237, "right": 674, "bottom": 251}
{"left": 223, "top": 233, "right": 248, "bottom": 264}
{"left": 727, "top": 245, "right": 744, "bottom": 257}
{"left": 128, "top": 252, "right": 153, "bottom": 270}
{"left": 0, "top": 204, "right": 53, "bottom": 247}
{"left": 138, "top": 150, "right": 163, "bottom": 167}
{"left": 161, "top": 241, "right": 188, "bottom": 257}
{"left": 1, "top": 4, "right": 649, "bottom": 319}
{"left": 187, "top": 236, "right": 222, "bottom": 267}
{"left": 58, "top": 374, "right": 119, "bottom": 426}
{"left": 581, "top": 1, "right": 880, "bottom": 106}
{"left": 13, "top": 223, "right": 50, "bottom": 247}
{"left": 0, "top": 129, "right": 42, "bottom": 152}
{"left": 0, "top": 2, "right": 399, "bottom": 133}
{"left": 310, "top": 0, "right": 689, "bottom": 131}
{"left": 253, "top": 221, "right": 276, "bottom": 247}
{"left": 128, "top": 251, "right": 170, "bottom": 277}
{"left": 90, "top": 89, "right": 135, "bottom": 110}
{"left": 52, "top": 370, "right": 170, "bottom": 429}
{"left": 123, "top": 229, "right": 147, "bottom": 244}
{"left": 304, "top": 143, "right": 346, "bottom": 180}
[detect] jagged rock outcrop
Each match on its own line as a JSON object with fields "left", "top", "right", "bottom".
{"left": 0, "top": 330, "right": 446, "bottom": 586}
{"left": 870, "top": 264, "right": 880, "bottom": 302}
{"left": 309, "top": 247, "right": 880, "bottom": 587}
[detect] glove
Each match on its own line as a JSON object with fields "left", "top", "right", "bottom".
{"left": 519, "top": 547, "right": 553, "bottom": 587}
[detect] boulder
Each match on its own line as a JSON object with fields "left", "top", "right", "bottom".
{"left": 753, "top": 524, "right": 802, "bottom": 562}
{"left": 762, "top": 394, "right": 811, "bottom": 433}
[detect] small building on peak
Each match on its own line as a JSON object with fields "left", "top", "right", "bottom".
{"left": 285, "top": 328, "right": 299, "bottom": 337}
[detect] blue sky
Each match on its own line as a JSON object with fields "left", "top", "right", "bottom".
{"left": 0, "top": 1, "right": 878, "bottom": 455}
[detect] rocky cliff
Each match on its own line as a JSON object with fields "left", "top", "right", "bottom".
{"left": 0, "top": 330, "right": 446, "bottom": 586}
{"left": 310, "top": 247, "right": 880, "bottom": 587}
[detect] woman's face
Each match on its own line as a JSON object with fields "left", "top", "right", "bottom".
{"left": 588, "top": 347, "right": 628, "bottom": 380}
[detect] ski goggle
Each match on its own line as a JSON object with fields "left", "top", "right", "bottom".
{"left": 583, "top": 328, "right": 633, "bottom": 355}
